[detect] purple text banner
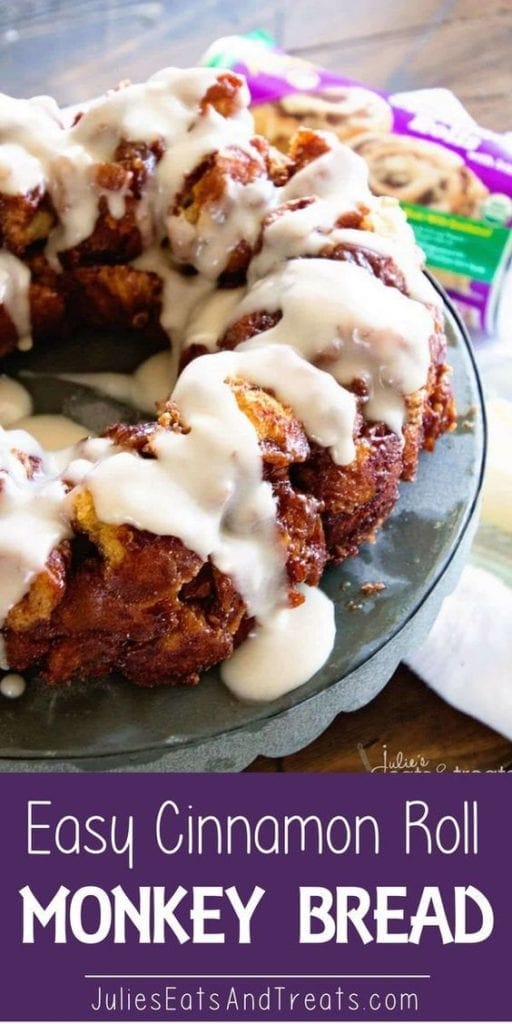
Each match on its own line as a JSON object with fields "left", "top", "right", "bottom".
{"left": 0, "top": 774, "right": 510, "bottom": 1022}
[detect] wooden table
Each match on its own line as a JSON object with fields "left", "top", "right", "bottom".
{"left": 2, "top": 0, "right": 511, "bottom": 772}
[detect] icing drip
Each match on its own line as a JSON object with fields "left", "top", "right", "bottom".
{"left": 248, "top": 136, "right": 436, "bottom": 304}
{"left": 282, "top": 135, "right": 371, "bottom": 205}
{"left": 185, "top": 287, "right": 247, "bottom": 353}
{"left": 13, "top": 414, "right": 87, "bottom": 450}
{"left": 132, "top": 247, "right": 215, "bottom": 361}
{"left": 0, "top": 376, "right": 33, "bottom": 426}
{"left": 0, "top": 377, "right": 87, "bottom": 451}
{"left": 0, "top": 428, "right": 71, "bottom": 664}
{"left": 250, "top": 213, "right": 439, "bottom": 307}
{"left": 68, "top": 68, "right": 260, "bottom": 267}
{"left": 55, "top": 350, "right": 175, "bottom": 414}
{"left": 316, "top": 228, "right": 439, "bottom": 305}
{"left": 226, "top": 259, "right": 434, "bottom": 437}
{"left": 221, "top": 583, "right": 336, "bottom": 702}
{"left": 0, "top": 672, "right": 26, "bottom": 698}
{"left": 167, "top": 173, "right": 275, "bottom": 281}
{"left": 0, "top": 252, "right": 32, "bottom": 349}
{"left": 0, "top": 93, "right": 63, "bottom": 195}
{"left": 0, "top": 76, "right": 423, "bottom": 354}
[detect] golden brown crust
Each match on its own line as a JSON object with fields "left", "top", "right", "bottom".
{"left": 5, "top": 544, "right": 70, "bottom": 632}
{"left": 201, "top": 72, "right": 246, "bottom": 119}
{"left": 64, "top": 264, "right": 165, "bottom": 336}
{"left": 317, "top": 241, "right": 407, "bottom": 293}
{"left": 270, "top": 474, "right": 326, "bottom": 588}
{"left": 216, "top": 249, "right": 456, "bottom": 490}
{"left": 287, "top": 128, "right": 332, "bottom": 170}
{"left": 220, "top": 311, "right": 282, "bottom": 353}
{"left": 172, "top": 143, "right": 270, "bottom": 281}
{"left": 0, "top": 189, "right": 55, "bottom": 256}
{"left": 5, "top": 485, "right": 247, "bottom": 687}
{"left": 0, "top": 258, "right": 166, "bottom": 358}
{"left": 0, "top": 121, "right": 401, "bottom": 358}
{"left": 230, "top": 379, "right": 310, "bottom": 466}
{"left": 295, "top": 424, "right": 403, "bottom": 562}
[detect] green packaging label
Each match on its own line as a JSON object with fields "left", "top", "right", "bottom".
{"left": 401, "top": 202, "right": 511, "bottom": 283}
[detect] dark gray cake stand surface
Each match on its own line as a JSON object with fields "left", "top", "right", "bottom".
{"left": 0, "top": 284, "right": 485, "bottom": 771}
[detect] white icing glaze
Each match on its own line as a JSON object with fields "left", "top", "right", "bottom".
{"left": 125, "top": 350, "right": 174, "bottom": 410}
{"left": 56, "top": 350, "right": 174, "bottom": 413}
{"left": 218, "top": 344, "right": 357, "bottom": 466}
{"left": 221, "top": 584, "right": 336, "bottom": 701}
{"left": 17, "top": 335, "right": 34, "bottom": 352}
{"left": 0, "top": 376, "right": 33, "bottom": 426}
{"left": 0, "top": 143, "right": 46, "bottom": 197}
{"left": 185, "top": 287, "right": 246, "bottom": 352}
{"left": 71, "top": 66, "right": 251, "bottom": 158}
{"left": 13, "top": 414, "right": 87, "bottom": 450}
{"left": 60, "top": 436, "right": 116, "bottom": 487}
{"left": 168, "top": 176, "right": 275, "bottom": 280}
{"left": 247, "top": 135, "right": 434, "bottom": 304}
{"left": 0, "top": 68, "right": 256, "bottom": 265}
{"left": 0, "top": 427, "right": 71, "bottom": 653}
{"left": 365, "top": 194, "right": 419, "bottom": 250}
{"left": 282, "top": 135, "right": 371, "bottom": 206}
{"left": 229, "top": 259, "right": 434, "bottom": 437}
{"left": 0, "top": 251, "right": 32, "bottom": 349}
{"left": 61, "top": 68, "right": 258, "bottom": 262}
{"left": 86, "top": 380, "right": 283, "bottom": 618}
{"left": 132, "top": 246, "right": 215, "bottom": 355}
{"left": 250, "top": 211, "right": 438, "bottom": 307}
{"left": 250, "top": 134, "right": 419, "bottom": 277}
{"left": 320, "top": 228, "right": 440, "bottom": 305}
{"left": 0, "top": 92, "right": 63, "bottom": 196}
{"left": 0, "top": 672, "right": 26, "bottom": 698}
{"left": 248, "top": 197, "right": 339, "bottom": 282}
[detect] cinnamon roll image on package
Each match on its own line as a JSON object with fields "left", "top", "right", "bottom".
{"left": 0, "top": 64, "right": 456, "bottom": 700}
{"left": 203, "top": 31, "right": 512, "bottom": 336}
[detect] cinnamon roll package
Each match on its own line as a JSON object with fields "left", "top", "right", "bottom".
{"left": 203, "top": 31, "right": 512, "bottom": 338}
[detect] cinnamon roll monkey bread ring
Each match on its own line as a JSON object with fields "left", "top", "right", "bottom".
{"left": 0, "top": 68, "right": 456, "bottom": 702}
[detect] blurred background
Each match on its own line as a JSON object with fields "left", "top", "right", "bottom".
{"left": 1, "top": 0, "right": 510, "bottom": 132}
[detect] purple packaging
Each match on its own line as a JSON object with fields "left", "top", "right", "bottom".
{"left": 203, "top": 32, "right": 512, "bottom": 337}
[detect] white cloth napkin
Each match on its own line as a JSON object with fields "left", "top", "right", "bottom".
{"left": 407, "top": 563, "right": 512, "bottom": 740}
